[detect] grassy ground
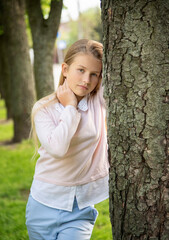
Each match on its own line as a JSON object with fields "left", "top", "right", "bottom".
{"left": 0, "top": 100, "right": 112, "bottom": 240}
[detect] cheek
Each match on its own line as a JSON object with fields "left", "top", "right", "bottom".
{"left": 90, "top": 79, "right": 100, "bottom": 92}
{"left": 66, "top": 76, "right": 77, "bottom": 91}
{"left": 67, "top": 72, "right": 79, "bottom": 85}
{"left": 92, "top": 79, "right": 99, "bottom": 88}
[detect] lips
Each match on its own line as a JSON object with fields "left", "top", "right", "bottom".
{"left": 78, "top": 85, "right": 88, "bottom": 90}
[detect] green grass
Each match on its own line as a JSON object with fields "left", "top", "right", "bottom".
{"left": 91, "top": 201, "right": 112, "bottom": 240}
{"left": 0, "top": 100, "right": 13, "bottom": 141}
{"left": 0, "top": 99, "right": 112, "bottom": 239}
{"left": 0, "top": 99, "right": 6, "bottom": 119}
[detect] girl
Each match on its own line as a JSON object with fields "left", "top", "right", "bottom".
{"left": 26, "top": 39, "right": 109, "bottom": 240}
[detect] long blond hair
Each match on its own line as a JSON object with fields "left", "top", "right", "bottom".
{"left": 31, "top": 39, "right": 103, "bottom": 153}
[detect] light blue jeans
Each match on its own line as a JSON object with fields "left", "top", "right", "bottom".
{"left": 25, "top": 195, "right": 98, "bottom": 240}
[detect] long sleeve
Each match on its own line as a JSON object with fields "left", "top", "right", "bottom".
{"left": 31, "top": 94, "right": 109, "bottom": 187}
{"left": 34, "top": 105, "right": 81, "bottom": 158}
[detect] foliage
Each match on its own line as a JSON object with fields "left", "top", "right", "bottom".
{"left": 40, "top": 0, "right": 67, "bottom": 18}
{"left": 25, "top": 14, "right": 33, "bottom": 48}
{"left": 41, "top": 0, "right": 51, "bottom": 19}
{"left": 80, "top": 7, "right": 102, "bottom": 42}
{"left": 0, "top": 100, "right": 112, "bottom": 239}
{"left": 58, "top": 7, "right": 102, "bottom": 50}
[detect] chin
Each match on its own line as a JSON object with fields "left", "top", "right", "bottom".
{"left": 75, "top": 93, "right": 85, "bottom": 98}
{"left": 74, "top": 91, "right": 85, "bottom": 97}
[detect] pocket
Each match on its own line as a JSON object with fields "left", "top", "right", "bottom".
{"left": 91, "top": 207, "right": 98, "bottom": 223}
{"left": 86, "top": 206, "right": 98, "bottom": 225}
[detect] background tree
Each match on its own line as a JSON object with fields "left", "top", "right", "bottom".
{"left": 26, "top": 0, "right": 63, "bottom": 99}
{"left": 0, "top": 8, "right": 12, "bottom": 119}
{"left": 101, "top": 0, "right": 169, "bottom": 239}
{"left": 1, "top": 0, "right": 36, "bottom": 142}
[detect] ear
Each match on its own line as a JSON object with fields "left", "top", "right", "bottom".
{"left": 62, "top": 62, "right": 68, "bottom": 78}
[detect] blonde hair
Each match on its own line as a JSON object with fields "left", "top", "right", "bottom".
{"left": 30, "top": 39, "right": 103, "bottom": 153}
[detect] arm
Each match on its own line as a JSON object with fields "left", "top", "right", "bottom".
{"left": 34, "top": 104, "right": 81, "bottom": 158}
{"left": 34, "top": 80, "right": 80, "bottom": 158}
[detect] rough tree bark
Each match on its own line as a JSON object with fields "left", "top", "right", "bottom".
{"left": 0, "top": 32, "right": 12, "bottom": 119}
{"left": 0, "top": 8, "right": 12, "bottom": 119}
{"left": 101, "top": 0, "right": 169, "bottom": 239}
{"left": 26, "top": 0, "right": 63, "bottom": 99}
{"left": 2, "top": 0, "right": 36, "bottom": 142}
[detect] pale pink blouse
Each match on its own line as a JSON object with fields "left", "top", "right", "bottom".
{"left": 30, "top": 86, "right": 109, "bottom": 211}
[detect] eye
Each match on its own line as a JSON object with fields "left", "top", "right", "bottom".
{"left": 91, "top": 73, "right": 98, "bottom": 77}
{"left": 78, "top": 69, "right": 84, "bottom": 73}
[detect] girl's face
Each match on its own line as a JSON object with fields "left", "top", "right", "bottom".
{"left": 62, "top": 54, "right": 102, "bottom": 102}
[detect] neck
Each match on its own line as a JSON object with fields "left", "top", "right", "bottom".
{"left": 76, "top": 95, "right": 83, "bottom": 103}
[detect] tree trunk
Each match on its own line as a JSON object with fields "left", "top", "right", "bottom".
{"left": 101, "top": 0, "right": 169, "bottom": 239}
{"left": 0, "top": 34, "right": 13, "bottom": 119}
{"left": 26, "top": 0, "right": 63, "bottom": 99}
{"left": 0, "top": 3, "right": 12, "bottom": 119}
{"left": 2, "top": 0, "right": 36, "bottom": 142}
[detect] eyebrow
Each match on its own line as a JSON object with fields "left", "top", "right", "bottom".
{"left": 77, "top": 65, "right": 100, "bottom": 73}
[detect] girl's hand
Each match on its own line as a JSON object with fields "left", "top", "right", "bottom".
{"left": 56, "top": 80, "right": 77, "bottom": 108}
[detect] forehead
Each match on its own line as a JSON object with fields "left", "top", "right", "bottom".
{"left": 71, "top": 54, "right": 102, "bottom": 72}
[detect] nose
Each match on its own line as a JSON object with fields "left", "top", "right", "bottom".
{"left": 83, "top": 73, "right": 90, "bottom": 84}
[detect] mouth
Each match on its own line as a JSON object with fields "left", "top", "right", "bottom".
{"left": 78, "top": 85, "right": 88, "bottom": 90}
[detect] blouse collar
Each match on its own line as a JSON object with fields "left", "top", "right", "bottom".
{"left": 55, "top": 95, "right": 88, "bottom": 113}
{"left": 77, "top": 95, "right": 88, "bottom": 111}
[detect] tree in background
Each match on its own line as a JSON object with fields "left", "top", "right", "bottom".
{"left": 0, "top": 7, "right": 12, "bottom": 119}
{"left": 102, "top": 0, "right": 169, "bottom": 239}
{"left": 0, "top": 0, "right": 63, "bottom": 142}
{"left": 26, "top": 0, "right": 63, "bottom": 99}
{"left": 1, "top": 0, "right": 36, "bottom": 142}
